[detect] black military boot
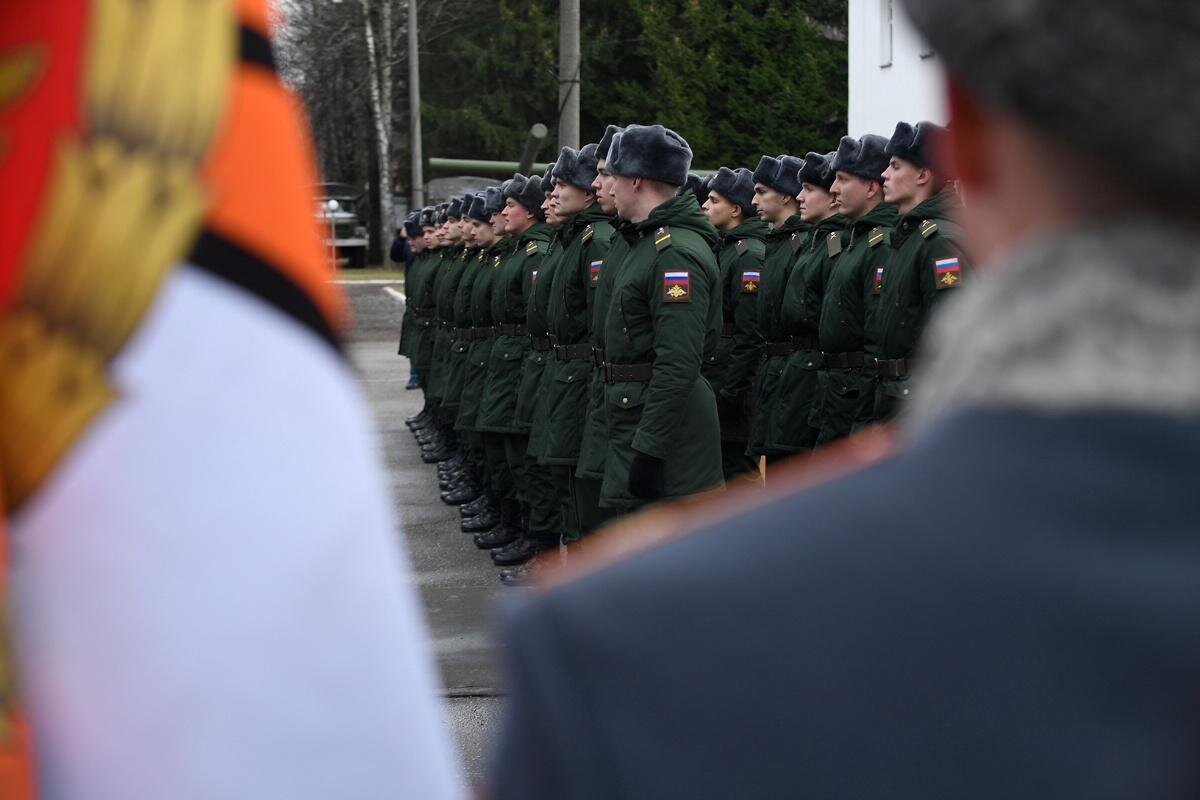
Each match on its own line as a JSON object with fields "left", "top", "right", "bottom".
{"left": 442, "top": 472, "right": 482, "bottom": 505}
{"left": 462, "top": 504, "right": 501, "bottom": 532}
{"left": 490, "top": 536, "right": 551, "bottom": 566}
{"left": 405, "top": 410, "right": 429, "bottom": 428}
{"left": 473, "top": 499, "right": 521, "bottom": 548}
{"left": 460, "top": 491, "right": 495, "bottom": 518}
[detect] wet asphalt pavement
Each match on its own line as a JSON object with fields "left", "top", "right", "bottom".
{"left": 343, "top": 280, "right": 507, "bottom": 785}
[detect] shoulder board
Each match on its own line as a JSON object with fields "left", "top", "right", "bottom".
{"left": 582, "top": 223, "right": 594, "bottom": 244}
{"left": 654, "top": 226, "right": 672, "bottom": 251}
{"left": 477, "top": 250, "right": 486, "bottom": 262}
{"left": 919, "top": 219, "right": 939, "bottom": 239}
{"left": 525, "top": 241, "right": 539, "bottom": 255}
{"left": 492, "top": 254, "right": 502, "bottom": 267}
{"left": 827, "top": 230, "right": 842, "bottom": 257}
{"left": 790, "top": 230, "right": 805, "bottom": 253}
{"left": 735, "top": 239, "right": 748, "bottom": 256}
{"left": 868, "top": 226, "right": 886, "bottom": 248}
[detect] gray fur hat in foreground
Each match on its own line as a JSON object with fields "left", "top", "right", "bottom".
{"left": 446, "top": 198, "right": 464, "bottom": 219}
{"left": 753, "top": 154, "right": 803, "bottom": 198}
{"left": 710, "top": 166, "right": 757, "bottom": 219}
{"left": 607, "top": 124, "right": 693, "bottom": 187}
{"left": 832, "top": 134, "right": 891, "bottom": 183}
{"left": 504, "top": 173, "right": 545, "bottom": 213}
{"left": 886, "top": 121, "right": 947, "bottom": 173}
{"left": 798, "top": 151, "right": 837, "bottom": 191}
{"left": 901, "top": 0, "right": 1197, "bottom": 198}
{"left": 552, "top": 144, "right": 601, "bottom": 192}
{"left": 596, "top": 124, "right": 624, "bottom": 161}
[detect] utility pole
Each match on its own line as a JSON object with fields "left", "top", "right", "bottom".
{"left": 409, "top": 0, "right": 425, "bottom": 206}
{"left": 557, "top": 0, "right": 580, "bottom": 149}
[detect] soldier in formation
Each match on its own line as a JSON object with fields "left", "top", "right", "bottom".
{"left": 400, "top": 117, "right": 969, "bottom": 582}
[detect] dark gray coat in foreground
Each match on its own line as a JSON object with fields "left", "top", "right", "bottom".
{"left": 490, "top": 408, "right": 1200, "bottom": 799}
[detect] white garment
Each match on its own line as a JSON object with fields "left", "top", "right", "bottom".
{"left": 9, "top": 267, "right": 466, "bottom": 799}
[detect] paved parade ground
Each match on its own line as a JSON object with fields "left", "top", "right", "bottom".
{"left": 344, "top": 279, "right": 505, "bottom": 782}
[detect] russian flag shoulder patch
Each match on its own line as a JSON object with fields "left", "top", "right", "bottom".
{"left": 934, "top": 256, "right": 962, "bottom": 289}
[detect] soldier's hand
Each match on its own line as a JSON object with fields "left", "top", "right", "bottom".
{"left": 628, "top": 452, "right": 666, "bottom": 499}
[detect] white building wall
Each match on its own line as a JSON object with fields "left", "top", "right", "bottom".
{"left": 848, "top": 0, "right": 947, "bottom": 138}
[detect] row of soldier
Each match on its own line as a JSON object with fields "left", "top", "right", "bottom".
{"left": 397, "top": 120, "right": 968, "bottom": 584}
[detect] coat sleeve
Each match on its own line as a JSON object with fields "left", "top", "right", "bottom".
{"left": 917, "top": 236, "right": 969, "bottom": 346}
{"left": 721, "top": 249, "right": 766, "bottom": 402}
{"left": 631, "top": 248, "right": 713, "bottom": 460}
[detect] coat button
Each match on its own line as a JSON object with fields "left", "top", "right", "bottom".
{"left": 622, "top": 397, "right": 629, "bottom": 405}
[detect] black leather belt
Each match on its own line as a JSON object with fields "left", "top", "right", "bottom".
{"left": 498, "top": 323, "right": 528, "bottom": 336}
{"left": 790, "top": 333, "right": 818, "bottom": 350}
{"left": 439, "top": 320, "right": 454, "bottom": 330}
{"left": 765, "top": 340, "right": 794, "bottom": 357}
{"left": 721, "top": 322, "right": 735, "bottom": 337}
{"left": 822, "top": 351, "right": 865, "bottom": 369}
{"left": 592, "top": 347, "right": 606, "bottom": 367}
{"left": 554, "top": 342, "right": 594, "bottom": 361}
{"left": 875, "top": 357, "right": 913, "bottom": 378}
{"left": 455, "top": 327, "right": 473, "bottom": 341}
{"left": 529, "top": 337, "right": 552, "bottom": 352}
{"left": 412, "top": 307, "right": 435, "bottom": 318}
{"left": 473, "top": 326, "right": 496, "bottom": 340}
{"left": 603, "top": 362, "right": 654, "bottom": 383}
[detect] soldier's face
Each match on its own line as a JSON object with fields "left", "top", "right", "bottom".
{"left": 609, "top": 175, "right": 637, "bottom": 219}
{"left": 555, "top": 182, "right": 594, "bottom": 217}
{"left": 473, "top": 218, "right": 495, "bottom": 247}
{"left": 703, "top": 191, "right": 738, "bottom": 231}
{"left": 502, "top": 198, "right": 534, "bottom": 233}
{"left": 882, "top": 156, "right": 930, "bottom": 211}
{"left": 593, "top": 161, "right": 618, "bottom": 215}
{"left": 830, "top": 171, "right": 877, "bottom": 220}
{"left": 444, "top": 219, "right": 462, "bottom": 242}
{"left": 798, "top": 183, "right": 838, "bottom": 223}
{"left": 541, "top": 193, "right": 560, "bottom": 225}
{"left": 489, "top": 212, "right": 505, "bottom": 236}
{"left": 752, "top": 184, "right": 792, "bottom": 226}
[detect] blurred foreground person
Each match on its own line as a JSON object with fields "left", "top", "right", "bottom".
{"left": 491, "top": 1, "right": 1200, "bottom": 797}
{"left": 0, "top": 3, "right": 463, "bottom": 798}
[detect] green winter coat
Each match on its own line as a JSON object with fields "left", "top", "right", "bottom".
{"left": 442, "top": 246, "right": 481, "bottom": 417}
{"left": 477, "top": 223, "right": 553, "bottom": 434}
{"left": 746, "top": 214, "right": 810, "bottom": 456}
{"left": 426, "top": 243, "right": 466, "bottom": 405}
{"left": 457, "top": 243, "right": 505, "bottom": 432}
{"left": 541, "top": 204, "right": 616, "bottom": 464}
{"left": 598, "top": 194, "right": 724, "bottom": 508}
{"left": 701, "top": 217, "right": 768, "bottom": 443}
{"left": 871, "top": 187, "right": 968, "bottom": 421}
{"left": 813, "top": 202, "right": 898, "bottom": 441}
{"left": 405, "top": 249, "right": 440, "bottom": 373}
{"left": 575, "top": 218, "right": 630, "bottom": 481}
{"left": 521, "top": 229, "right": 564, "bottom": 448}
{"left": 767, "top": 213, "right": 850, "bottom": 453}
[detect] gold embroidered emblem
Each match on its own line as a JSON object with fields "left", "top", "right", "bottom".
{"left": 667, "top": 285, "right": 686, "bottom": 299}
{"left": 0, "top": 0, "right": 236, "bottom": 510}
{"left": 940, "top": 271, "right": 959, "bottom": 287}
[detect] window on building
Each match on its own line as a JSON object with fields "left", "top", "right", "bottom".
{"left": 880, "top": 0, "right": 894, "bottom": 68}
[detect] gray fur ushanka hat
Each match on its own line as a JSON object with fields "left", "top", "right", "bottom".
{"left": 709, "top": 166, "right": 757, "bottom": 218}
{"left": 552, "top": 144, "right": 600, "bottom": 192}
{"left": 753, "top": 154, "right": 803, "bottom": 197}
{"left": 504, "top": 173, "right": 545, "bottom": 213}
{"left": 606, "top": 124, "right": 693, "bottom": 187}
{"left": 885, "top": 121, "right": 947, "bottom": 172}
{"left": 595, "top": 124, "right": 624, "bottom": 161}
{"left": 831, "top": 135, "right": 890, "bottom": 183}
{"left": 798, "top": 151, "right": 836, "bottom": 191}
